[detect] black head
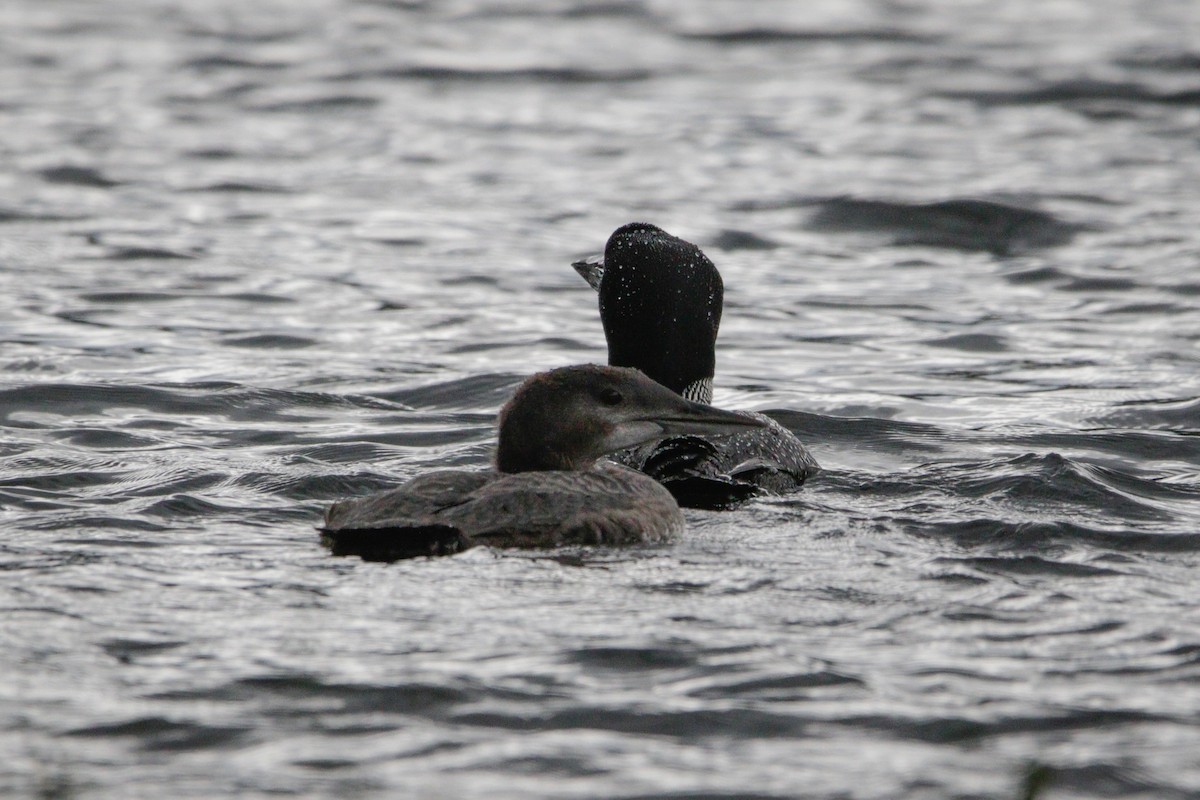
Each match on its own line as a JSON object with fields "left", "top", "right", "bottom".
{"left": 495, "top": 364, "right": 763, "bottom": 473}
{"left": 594, "top": 223, "right": 723, "bottom": 398}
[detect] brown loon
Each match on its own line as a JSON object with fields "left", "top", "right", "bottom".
{"left": 321, "top": 364, "right": 766, "bottom": 561}
{"left": 572, "top": 222, "right": 819, "bottom": 509}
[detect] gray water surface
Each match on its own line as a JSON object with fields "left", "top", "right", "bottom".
{"left": 3, "top": 1, "right": 1200, "bottom": 798}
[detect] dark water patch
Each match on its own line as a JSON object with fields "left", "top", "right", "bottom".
{"left": 183, "top": 25, "right": 304, "bottom": 44}
{"left": 0, "top": 468, "right": 122, "bottom": 493}
{"left": 456, "top": 705, "right": 809, "bottom": 739}
{"left": 461, "top": 1, "right": 650, "bottom": 20}
{"left": 441, "top": 274, "right": 500, "bottom": 287}
{"left": 334, "top": 65, "right": 653, "bottom": 84}
{"left": 372, "top": 372, "right": 520, "bottom": 410}
{"left": 183, "top": 147, "right": 238, "bottom": 160}
{"left": 141, "top": 494, "right": 242, "bottom": 518}
{"left": 1006, "top": 428, "right": 1200, "bottom": 464}
{"left": 0, "top": 491, "right": 72, "bottom": 511}
{"left": 939, "top": 79, "right": 1200, "bottom": 108}
{"left": 364, "top": 235, "right": 424, "bottom": 248}
{"left": 251, "top": 95, "right": 381, "bottom": 113}
{"left": 0, "top": 207, "right": 86, "bottom": 223}
{"left": 273, "top": 680, "right": 472, "bottom": 716}
{"left": 120, "top": 471, "right": 228, "bottom": 498}
{"left": 677, "top": 27, "right": 937, "bottom": 45}
{"left": 77, "top": 291, "right": 172, "bottom": 304}
{"left": 709, "top": 229, "right": 779, "bottom": 251}
{"left": 620, "top": 794, "right": 788, "bottom": 800}
{"left": 155, "top": 674, "right": 479, "bottom": 716}
{"left": 222, "top": 292, "right": 295, "bottom": 303}
{"left": 1060, "top": 275, "right": 1141, "bottom": 292}
{"left": 686, "top": 670, "right": 865, "bottom": 700}
{"left": 64, "top": 716, "right": 246, "bottom": 751}
{"left": 803, "top": 197, "right": 1086, "bottom": 253}
{"left": 1118, "top": 50, "right": 1200, "bottom": 72}
{"left": 935, "top": 555, "right": 1123, "bottom": 578}
{"left": 924, "top": 333, "right": 1009, "bottom": 352}
{"left": 38, "top": 165, "right": 121, "bottom": 188}
{"left": 23, "top": 514, "right": 171, "bottom": 533}
{"left": 566, "top": 646, "right": 698, "bottom": 671}
{"left": 95, "top": 246, "right": 198, "bottom": 261}
{"left": 189, "top": 181, "right": 292, "bottom": 193}
{"left": 222, "top": 334, "right": 316, "bottom": 349}
{"left": 1102, "top": 302, "right": 1186, "bottom": 315}
{"left": 843, "top": 707, "right": 1164, "bottom": 743}
{"left": 54, "top": 427, "right": 161, "bottom": 449}
{"left": 100, "top": 638, "right": 186, "bottom": 663}
{"left": 182, "top": 55, "right": 291, "bottom": 72}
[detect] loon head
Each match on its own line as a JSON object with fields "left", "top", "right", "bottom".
{"left": 573, "top": 223, "right": 723, "bottom": 404}
{"left": 495, "top": 364, "right": 762, "bottom": 473}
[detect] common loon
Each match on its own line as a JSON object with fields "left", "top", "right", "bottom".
{"left": 572, "top": 222, "right": 818, "bottom": 509}
{"left": 321, "top": 364, "right": 766, "bottom": 561}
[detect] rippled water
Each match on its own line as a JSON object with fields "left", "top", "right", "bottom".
{"left": 4, "top": 1, "right": 1200, "bottom": 797}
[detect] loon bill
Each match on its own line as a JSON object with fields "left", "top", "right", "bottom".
{"left": 321, "top": 365, "right": 766, "bottom": 562}
{"left": 572, "top": 222, "right": 818, "bottom": 509}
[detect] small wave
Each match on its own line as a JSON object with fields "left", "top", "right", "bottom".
{"left": 565, "top": 645, "right": 698, "bottom": 671}
{"left": 939, "top": 79, "right": 1200, "bottom": 108}
{"left": 1092, "top": 398, "right": 1200, "bottom": 432}
{"left": 64, "top": 716, "right": 246, "bottom": 752}
{"left": 802, "top": 196, "right": 1086, "bottom": 253}
{"left": 917, "top": 518, "right": 1200, "bottom": 553}
{"left": 39, "top": 165, "right": 121, "bottom": 188}
{"left": 0, "top": 207, "right": 86, "bottom": 223}
{"left": 251, "top": 95, "right": 381, "bottom": 112}
{"left": 95, "top": 246, "right": 199, "bottom": 261}
{"left": 677, "top": 27, "right": 937, "bottom": 45}
{"left": 187, "top": 181, "right": 291, "bottom": 193}
{"left": 221, "top": 334, "right": 316, "bottom": 349}
{"left": 923, "top": 333, "right": 1009, "bottom": 353}
{"left": 768, "top": 410, "right": 947, "bottom": 455}
{"left": 932, "top": 554, "right": 1123, "bottom": 578}
{"left": 710, "top": 229, "right": 779, "bottom": 251}
{"left": 0, "top": 382, "right": 398, "bottom": 427}
{"left": 333, "top": 65, "right": 653, "bottom": 84}
{"left": 1117, "top": 50, "right": 1200, "bottom": 72}
{"left": 371, "top": 372, "right": 521, "bottom": 410}
{"left": 181, "top": 55, "right": 290, "bottom": 72}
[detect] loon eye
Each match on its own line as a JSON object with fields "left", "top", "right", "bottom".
{"left": 598, "top": 387, "right": 624, "bottom": 406}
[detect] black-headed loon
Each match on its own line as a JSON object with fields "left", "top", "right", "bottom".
{"left": 322, "top": 364, "right": 766, "bottom": 561}
{"left": 572, "top": 222, "right": 818, "bottom": 509}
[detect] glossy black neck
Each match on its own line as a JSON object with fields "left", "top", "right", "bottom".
{"left": 598, "top": 223, "right": 722, "bottom": 397}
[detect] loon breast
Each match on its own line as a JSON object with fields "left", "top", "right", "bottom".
{"left": 614, "top": 411, "right": 819, "bottom": 510}
{"left": 322, "top": 464, "right": 682, "bottom": 562}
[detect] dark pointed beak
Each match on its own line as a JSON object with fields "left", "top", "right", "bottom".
{"left": 647, "top": 396, "right": 766, "bottom": 438}
{"left": 571, "top": 257, "right": 605, "bottom": 291}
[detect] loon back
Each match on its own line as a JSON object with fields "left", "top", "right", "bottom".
{"left": 323, "top": 465, "right": 682, "bottom": 561}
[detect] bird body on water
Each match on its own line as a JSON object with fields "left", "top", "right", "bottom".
{"left": 573, "top": 222, "right": 818, "bottom": 509}
{"left": 322, "top": 364, "right": 766, "bottom": 561}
